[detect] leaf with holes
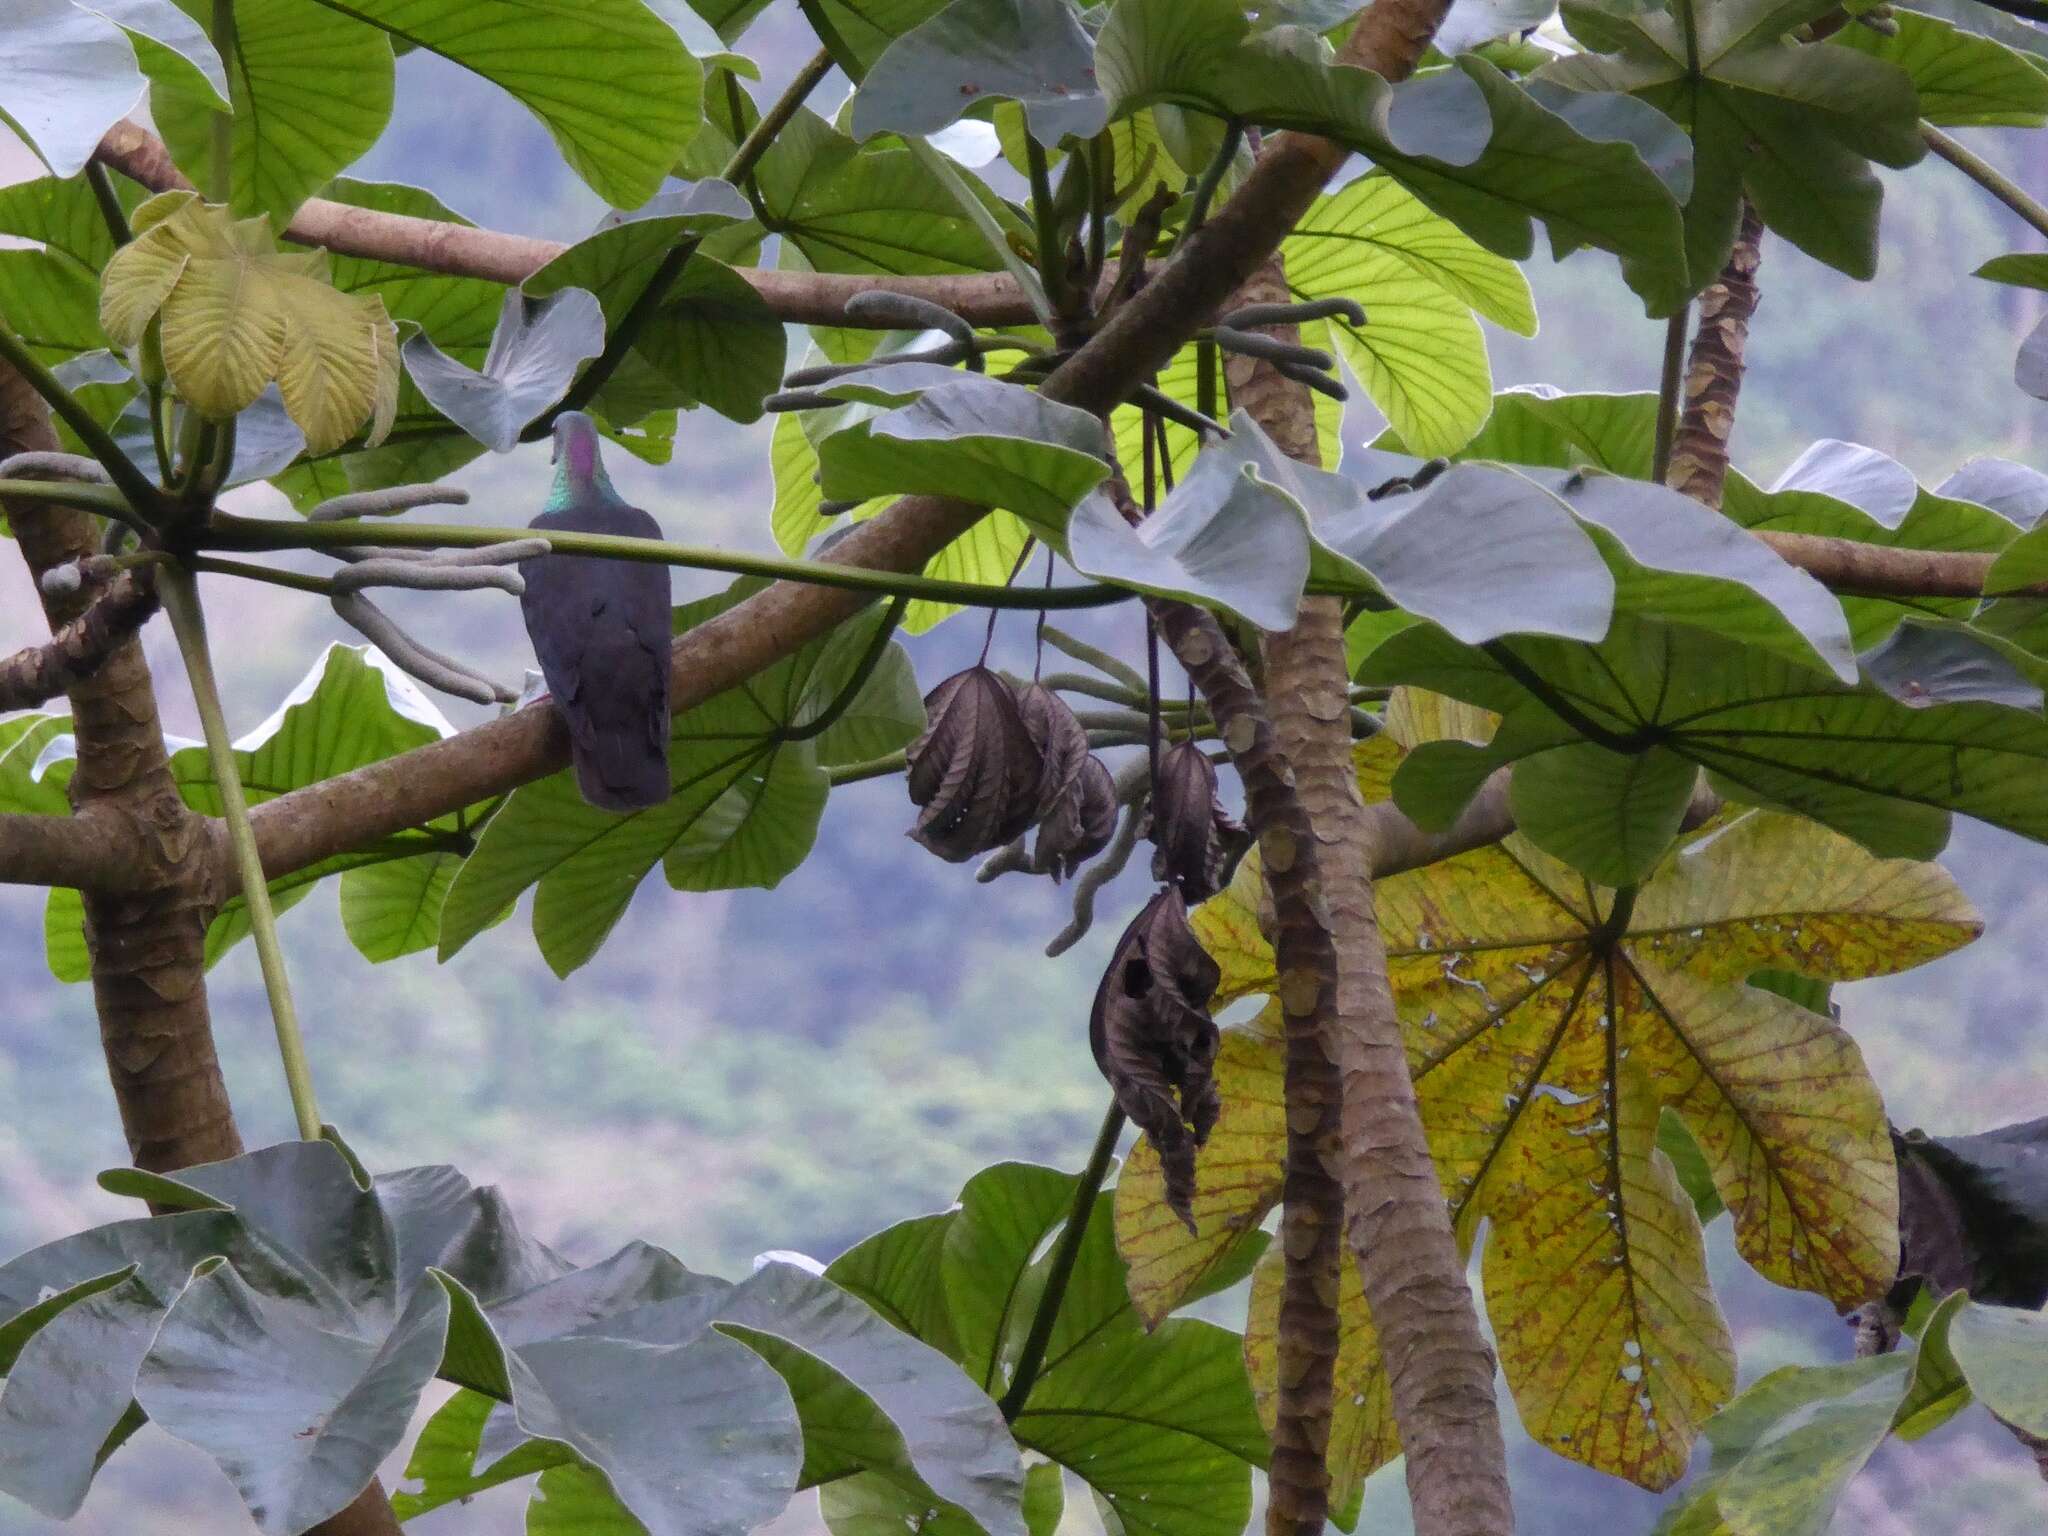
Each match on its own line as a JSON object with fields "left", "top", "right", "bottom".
{"left": 1117, "top": 709, "right": 1977, "bottom": 1489}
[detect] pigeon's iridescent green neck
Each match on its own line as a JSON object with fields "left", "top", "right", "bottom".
{"left": 545, "top": 414, "right": 618, "bottom": 510}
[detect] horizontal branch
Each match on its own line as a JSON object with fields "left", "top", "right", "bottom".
{"left": 0, "top": 809, "right": 157, "bottom": 892}
{"left": 1363, "top": 772, "right": 1720, "bottom": 879}
{"left": 92, "top": 122, "right": 1049, "bottom": 329}
{"left": 1753, "top": 531, "right": 2035, "bottom": 598}
{"left": 207, "top": 513, "right": 1126, "bottom": 608}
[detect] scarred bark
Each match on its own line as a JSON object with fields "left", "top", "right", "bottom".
{"left": 0, "top": 362, "right": 239, "bottom": 1173}
{"left": 1667, "top": 202, "right": 1765, "bottom": 509}
{"left": 1224, "top": 249, "right": 1513, "bottom": 1534}
{"left": 0, "top": 568, "right": 159, "bottom": 710}
{"left": 0, "top": 369, "right": 403, "bottom": 1536}
{"left": 1217, "top": 258, "right": 1346, "bottom": 1536}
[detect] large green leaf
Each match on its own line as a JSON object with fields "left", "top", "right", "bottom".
{"left": 0, "top": 1141, "right": 1026, "bottom": 1536}
{"left": 828, "top": 1161, "right": 1266, "bottom": 1536}
{"left": 137, "top": 1267, "right": 453, "bottom": 1536}
{"left": 0, "top": 248, "right": 105, "bottom": 361}
{"left": 799, "top": 0, "right": 951, "bottom": 75}
{"left": 310, "top": 0, "right": 705, "bottom": 209}
{"left": 852, "top": 0, "right": 1109, "bottom": 146}
{"left": 1282, "top": 171, "right": 1532, "bottom": 455}
{"left": 1832, "top": 6, "right": 2048, "bottom": 128}
{"left": 437, "top": 588, "right": 917, "bottom": 975}
{"left": 813, "top": 370, "right": 1112, "bottom": 541}
{"left": 1389, "top": 390, "right": 2020, "bottom": 652}
{"left": 1541, "top": 0, "right": 1925, "bottom": 284}
{"left": 523, "top": 195, "right": 784, "bottom": 425}
{"left": 0, "top": 173, "right": 132, "bottom": 274}
{"left": 154, "top": 0, "right": 393, "bottom": 225}
{"left": 1652, "top": 1291, "right": 2046, "bottom": 1534}
{"left": 756, "top": 111, "right": 1007, "bottom": 280}
{"left": 1096, "top": 0, "right": 1690, "bottom": 310}
{"left": 1363, "top": 614, "right": 2048, "bottom": 866}
{"left": 1, "top": 0, "right": 222, "bottom": 179}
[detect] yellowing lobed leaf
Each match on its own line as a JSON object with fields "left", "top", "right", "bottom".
{"left": 1116, "top": 731, "right": 1981, "bottom": 1491}
{"left": 99, "top": 193, "right": 398, "bottom": 455}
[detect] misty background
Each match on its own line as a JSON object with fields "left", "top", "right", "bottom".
{"left": 3, "top": 4, "right": 2047, "bottom": 1531}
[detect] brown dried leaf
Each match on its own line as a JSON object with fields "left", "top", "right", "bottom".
{"left": 1091, "top": 889, "right": 1223, "bottom": 1233}
{"left": 1016, "top": 683, "right": 1089, "bottom": 819}
{"left": 1146, "top": 741, "right": 1243, "bottom": 902}
{"left": 905, "top": 666, "right": 1045, "bottom": 862}
{"left": 1034, "top": 752, "right": 1118, "bottom": 881}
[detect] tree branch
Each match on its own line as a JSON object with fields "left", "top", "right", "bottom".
{"left": 1667, "top": 201, "right": 1764, "bottom": 510}
{"left": 0, "top": 570, "right": 160, "bottom": 710}
{"left": 0, "top": 811, "right": 155, "bottom": 891}
{"left": 93, "top": 120, "right": 1056, "bottom": 329}
{"left": 221, "top": 0, "right": 1465, "bottom": 890}
{"left": 1227, "top": 216, "right": 1513, "bottom": 1533}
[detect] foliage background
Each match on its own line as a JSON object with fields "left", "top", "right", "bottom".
{"left": 2, "top": 2, "right": 2047, "bottom": 1530}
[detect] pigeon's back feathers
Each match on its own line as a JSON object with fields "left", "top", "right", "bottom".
{"left": 521, "top": 419, "right": 672, "bottom": 812}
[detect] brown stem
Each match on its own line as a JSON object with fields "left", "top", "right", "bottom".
{"left": 93, "top": 120, "right": 1055, "bottom": 329}
{"left": 0, "top": 570, "right": 160, "bottom": 710}
{"left": 1226, "top": 237, "right": 1513, "bottom": 1534}
{"left": 1666, "top": 201, "right": 1764, "bottom": 508}
{"left": 0, "top": 361, "right": 239, "bottom": 1174}
{"left": 1217, "top": 257, "right": 1345, "bottom": 1536}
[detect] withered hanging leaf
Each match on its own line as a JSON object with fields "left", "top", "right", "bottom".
{"left": 1034, "top": 753, "right": 1119, "bottom": 880}
{"left": 1090, "top": 888, "right": 1223, "bottom": 1234}
{"left": 1016, "top": 682, "right": 1090, "bottom": 819}
{"left": 1147, "top": 740, "right": 1243, "bottom": 902}
{"left": 1893, "top": 1118, "right": 2048, "bottom": 1309}
{"left": 905, "top": 665, "right": 1045, "bottom": 862}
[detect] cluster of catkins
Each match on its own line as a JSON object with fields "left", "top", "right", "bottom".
{"left": 904, "top": 662, "right": 1244, "bottom": 1232}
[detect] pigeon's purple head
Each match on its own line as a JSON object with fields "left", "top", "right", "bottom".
{"left": 545, "top": 410, "right": 617, "bottom": 510}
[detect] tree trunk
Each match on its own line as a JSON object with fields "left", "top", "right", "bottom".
{"left": 1, "top": 364, "right": 402, "bottom": 1536}
{"left": 1667, "top": 202, "right": 1765, "bottom": 509}
{"left": 0, "top": 362, "right": 238, "bottom": 1171}
{"left": 1224, "top": 253, "right": 1515, "bottom": 1536}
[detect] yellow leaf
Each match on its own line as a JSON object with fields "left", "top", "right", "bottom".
{"left": 1120, "top": 725, "right": 1977, "bottom": 1492}
{"left": 1630, "top": 810, "right": 1983, "bottom": 986}
{"left": 1187, "top": 851, "right": 1274, "bottom": 1009}
{"left": 98, "top": 197, "right": 399, "bottom": 455}
{"left": 1116, "top": 1003, "right": 1285, "bottom": 1326}
{"left": 1384, "top": 686, "right": 1495, "bottom": 750}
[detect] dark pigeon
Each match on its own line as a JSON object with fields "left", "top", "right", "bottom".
{"left": 520, "top": 412, "right": 672, "bottom": 812}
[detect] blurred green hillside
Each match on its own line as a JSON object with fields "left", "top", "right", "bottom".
{"left": 5, "top": 4, "right": 2048, "bottom": 1531}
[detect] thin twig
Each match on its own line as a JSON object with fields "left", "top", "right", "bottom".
{"left": 209, "top": 513, "right": 1129, "bottom": 609}
{"left": 1923, "top": 121, "right": 2048, "bottom": 242}
{"left": 159, "top": 566, "right": 323, "bottom": 1142}
{"left": 995, "top": 1101, "right": 1127, "bottom": 1419}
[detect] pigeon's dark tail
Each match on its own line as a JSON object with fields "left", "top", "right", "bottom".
{"left": 570, "top": 721, "right": 671, "bottom": 813}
